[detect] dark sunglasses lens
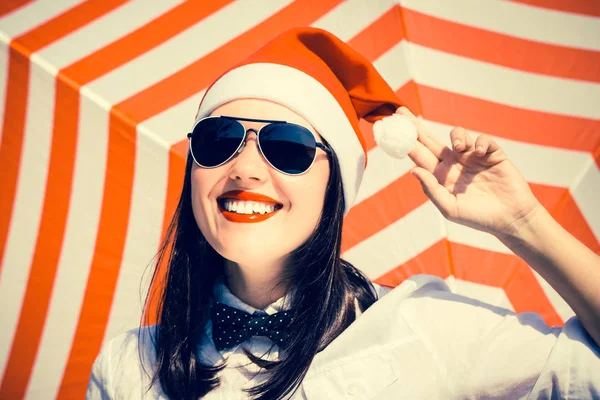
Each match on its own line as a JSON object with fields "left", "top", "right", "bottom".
{"left": 260, "top": 124, "right": 317, "bottom": 174}
{"left": 191, "top": 118, "right": 245, "bottom": 167}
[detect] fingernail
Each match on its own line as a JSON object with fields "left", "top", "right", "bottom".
{"left": 476, "top": 146, "right": 484, "bottom": 153}
{"left": 453, "top": 140, "right": 461, "bottom": 149}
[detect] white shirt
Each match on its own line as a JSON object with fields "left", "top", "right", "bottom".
{"left": 86, "top": 275, "right": 600, "bottom": 399}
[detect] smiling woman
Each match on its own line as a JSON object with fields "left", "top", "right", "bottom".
{"left": 191, "top": 100, "right": 332, "bottom": 278}
{"left": 86, "top": 27, "right": 600, "bottom": 400}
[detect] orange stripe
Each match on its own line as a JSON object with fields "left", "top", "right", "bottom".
{"left": 0, "top": 0, "right": 32, "bottom": 17}
{"left": 0, "top": 49, "right": 29, "bottom": 277}
{"left": 530, "top": 183, "right": 600, "bottom": 253}
{"left": 347, "top": 5, "right": 404, "bottom": 61}
{"left": 57, "top": 110, "right": 137, "bottom": 399}
{"left": 374, "top": 239, "right": 453, "bottom": 287}
{"left": 342, "top": 172, "right": 428, "bottom": 252}
{"left": 0, "top": 0, "right": 231, "bottom": 397}
{"left": 402, "top": 8, "right": 600, "bottom": 83}
{"left": 417, "top": 84, "right": 600, "bottom": 153}
{"left": 505, "top": 259, "right": 564, "bottom": 326}
{"left": 507, "top": 0, "right": 600, "bottom": 17}
{"left": 449, "top": 243, "right": 563, "bottom": 327}
{"left": 57, "top": 1, "right": 345, "bottom": 397}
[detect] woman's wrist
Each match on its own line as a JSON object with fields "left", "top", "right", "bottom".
{"left": 495, "top": 201, "right": 549, "bottom": 250}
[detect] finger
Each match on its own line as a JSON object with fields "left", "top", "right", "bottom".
{"left": 408, "top": 140, "right": 440, "bottom": 174}
{"left": 449, "top": 127, "right": 474, "bottom": 153}
{"left": 474, "top": 134, "right": 501, "bottom": 156}
{"left": 410, "top": 167, "right": 455, "bottom": 219}
{"left": 396, "top": 106, "right": 446, "bottom": 160}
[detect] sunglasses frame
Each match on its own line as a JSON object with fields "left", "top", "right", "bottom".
{"left": 187, "top": 115, "right": 332, "bottom": 176}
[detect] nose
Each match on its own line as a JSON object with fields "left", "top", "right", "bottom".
{"left": 228, "top": 130, "right": 269, "bottom": 185}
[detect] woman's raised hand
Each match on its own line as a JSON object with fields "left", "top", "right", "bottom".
{"left": 400, "top": 107, "right": 541, "bottom": 239}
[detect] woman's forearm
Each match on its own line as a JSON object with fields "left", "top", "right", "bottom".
{"left": 497, "top": 202, "right": 600, "bottom": 346}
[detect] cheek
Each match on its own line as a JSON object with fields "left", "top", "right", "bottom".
{"left": 285, "top": 163, "right": 330, "bottom": 230}
{"left": 190, "top": 167, "right": 219, "bottom": 230}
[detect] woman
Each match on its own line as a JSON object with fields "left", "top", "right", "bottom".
{"left": 87, "top": 28, "right": 600, "bottom": 399}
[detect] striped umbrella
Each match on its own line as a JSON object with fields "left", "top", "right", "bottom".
{"left": 0, "top": 1, "right": 598, "bottom": 398}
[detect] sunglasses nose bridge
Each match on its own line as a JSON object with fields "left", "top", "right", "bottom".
{"left": 235, "top": 128, "right": 259, "bottom": 155}
{"left": 228, "top": 129, "right": 270, "bottom": 183}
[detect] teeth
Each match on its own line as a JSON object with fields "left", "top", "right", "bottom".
{"left": 222, "top": 200, "right": 279, "bottom": 215}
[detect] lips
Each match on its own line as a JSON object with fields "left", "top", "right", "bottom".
{"left": 217, "top": 190, "right": 283, "bottom": 223}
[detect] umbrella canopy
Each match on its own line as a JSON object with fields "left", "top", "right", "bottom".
{"left": 0, "top": 0, "right": 598, "bottom": 398}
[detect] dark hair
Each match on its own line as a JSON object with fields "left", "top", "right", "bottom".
{"left": 142, "top": 144, "right": 378, "bottom": 399}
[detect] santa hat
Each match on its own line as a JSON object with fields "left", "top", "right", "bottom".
{"left": 195, "top": 27, "right": 417, "bottom": 213}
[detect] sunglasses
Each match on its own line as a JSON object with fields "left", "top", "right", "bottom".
{"left": 187, "top": 116, "right": 331, "bottom": 175}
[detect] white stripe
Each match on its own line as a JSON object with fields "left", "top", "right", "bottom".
{"left": 353, "top": 40, "right": 413, "bottom": 205}
{"left": 424, "top": 120, "right": 591, "bottom": 188}
{"left": 143, "top": 90, "right": 205, "bottom": 146}
{"left": 401, "top": 0, "right": 600, "bottom": 52}
{"left": 571, "top": 158, "right": 600, "bottom": 243}
{"left": 36, "top": 0, "right": 185, "bottom": 70}
{"left": 103, "top": 126, "right": 169, "bottom": 343}
{"left": 355, "top": 146, "right": 414, "bottom": 205}
{"left": 343, "top": 201, "right": 445, "bottom": 279}
{"left": 374, "top": 41, "right": 413, "bottom": 91}
{"left": 25, "top": 90, "right": 109, "bottom": 399}
{"left": 86, "top": 0, "right": 294, "bottom": 105}
{"left": 0, "top": 40, "right": 8, "bottom": 145}
{"left": 531, "top": 269, "right": 574, "bottom": 323}
{"left": 0, "top": 61, "right": 55, "bottom": 381}
{"left": 446, "top": 221, "right": 512, "bottom": 255}
{"left": 409, "top": 42, "right": 600, "bottom": 119}
{"left": 312, "top": 0, "right": 397, "bottom": 41}
{"left": 0, "top": 0, "right": 86, "bottom": 39}
{"left": 446, "top": 277, "right": 515, "bottom": 312}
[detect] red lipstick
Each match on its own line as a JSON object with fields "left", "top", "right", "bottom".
{"left": 217, "top": 190, "right": 283, "bottom": 223}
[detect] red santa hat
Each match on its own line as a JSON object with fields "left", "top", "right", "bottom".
{"left": 195, "top": 27, "right": 417, "bottom": 213}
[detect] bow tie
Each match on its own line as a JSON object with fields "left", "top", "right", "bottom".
{"left": 210, "top": 302, "right": 293, "bottom": 352}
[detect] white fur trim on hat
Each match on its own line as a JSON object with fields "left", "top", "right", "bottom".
{"left": 373, "top": 114, "right": 418, "bottom": 159}
{"left": 196, "top": 63, "right": 365, "bottom": 214}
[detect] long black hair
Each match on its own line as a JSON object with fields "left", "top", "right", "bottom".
{"left": 142, "top": 144, "right": 378, "bottom": 399}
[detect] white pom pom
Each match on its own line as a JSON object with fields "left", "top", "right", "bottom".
{"left": 373, "top": 114, "right": 418, "bottom": 158}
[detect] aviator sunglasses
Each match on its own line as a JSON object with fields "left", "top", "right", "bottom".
{"left": 187, "top": 116, "right": 332, "bottom": 175}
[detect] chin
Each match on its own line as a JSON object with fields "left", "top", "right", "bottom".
{"left": 211, "top": 234, "right": 297, "bottom": 267}
{"left": 221, "top": 247, "right": 285, "bottom": 268}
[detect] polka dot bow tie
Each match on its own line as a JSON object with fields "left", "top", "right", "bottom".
{"left": 210, "top": 302, "right": 293, "bottom": 352}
